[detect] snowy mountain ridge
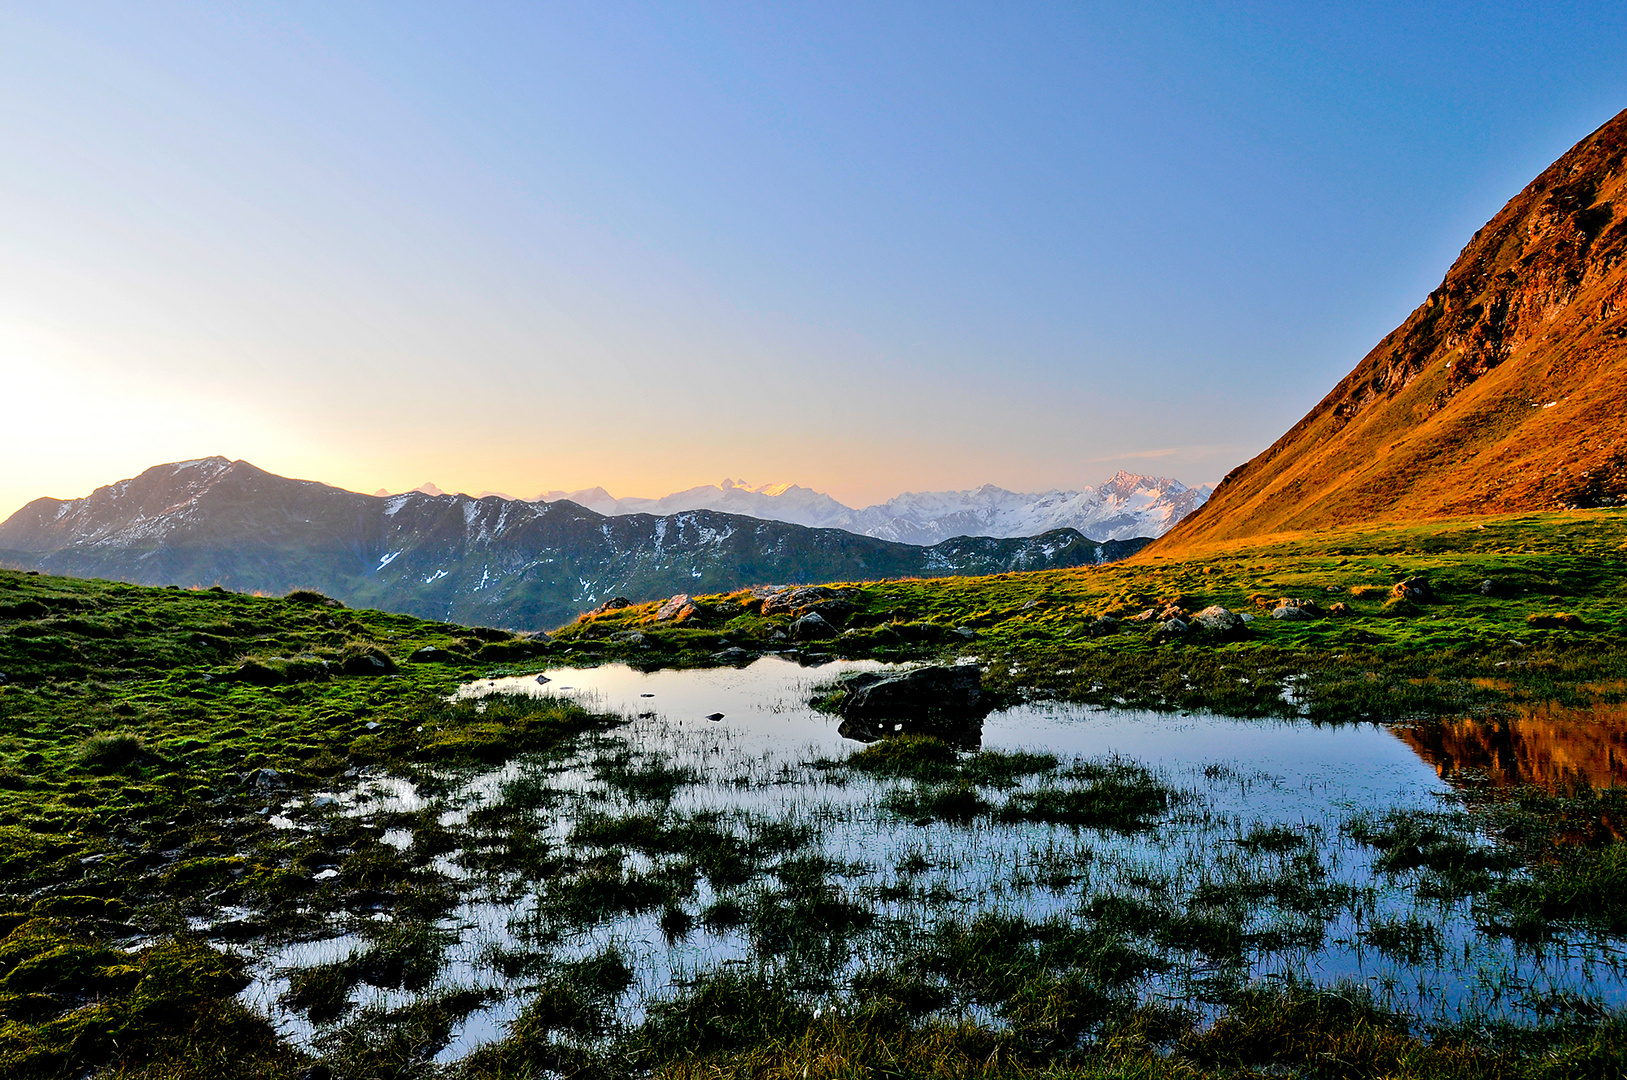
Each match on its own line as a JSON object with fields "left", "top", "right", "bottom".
{"left": 515, "top": 472, "right": 1210, "bottom": 544}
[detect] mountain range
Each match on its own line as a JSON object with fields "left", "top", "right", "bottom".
{"left": 1158, "top": 106, "right": 1627, "bottom": 555}
{"left": 0, "top": 459, "right": 1151, "bottom": 629}
{"left": 386, "top": 472, "right": 1209, "bottom": 546}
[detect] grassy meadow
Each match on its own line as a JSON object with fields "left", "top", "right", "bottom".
{"left": 0, "top": 507, "right": 1625, "bottom": 1078}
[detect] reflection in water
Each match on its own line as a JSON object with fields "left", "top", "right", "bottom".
{"left": 1396, "top": 702, "right": 1627, "bottom": 789}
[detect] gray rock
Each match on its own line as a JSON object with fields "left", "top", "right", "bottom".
{"left": 710, "top": 646, "right": 753, "bottom": 664}
{"left": 1192, "top": 606, "right": 1244, "bottom": 633}
{"left": 1085, "top": 615, "right": 1119, "bottom": 637}
{"left": 953, "top": 626, "right": 977, "bottom": 639}
{"left": 1479, "top": 579, "right": 1495, "bottom": 595}
{"left": 1158, "top": 617, "right": 1190, "bottom": 634}
{"left": 838, "top": 665, "right": 983, "bottom": 723}
{"left": 610, "top": 630, "right": 647, "bottom": 646}
{"left": 249, "top": 768, "right": 287, "bottom": 792}
{"left": 791, "top": 612, "right": 833, "bottom": 640}
{"left": 1271, "top": 605, "right": 1314, "bottom": 621}
{"left": 408, "top": 646, "right": 443, "bottom": 662}
{"left": 762, "top": 585, "right": 856, "bottom": 616}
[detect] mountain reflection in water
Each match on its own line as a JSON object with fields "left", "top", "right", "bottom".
{"left": 1396, "top": 702, "right": 1627, "bottom": 789}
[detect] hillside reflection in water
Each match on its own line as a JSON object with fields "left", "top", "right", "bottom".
{"left": 1396, "top": 702, "right": 1627, "bottom": 790}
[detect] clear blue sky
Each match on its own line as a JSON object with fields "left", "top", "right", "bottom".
{"left": 3, "top": 2, "right": 1624, "bottom": 513}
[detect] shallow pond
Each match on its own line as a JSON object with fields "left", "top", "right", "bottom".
{"left": 237, "top": 658, "right": 1627, "bottom": 1062}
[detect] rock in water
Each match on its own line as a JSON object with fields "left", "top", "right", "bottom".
{"left": 836, "top": 665, "right": 987, "bottom": 746}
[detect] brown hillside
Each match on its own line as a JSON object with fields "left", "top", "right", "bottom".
{"left": 1156, "top": 107, "right": 1627, "bottom": 556}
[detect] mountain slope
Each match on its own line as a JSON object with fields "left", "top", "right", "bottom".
{"left": 0, "top": 459, "right": 1148, "bottom": 628}
{"left": 1156, "top": 107, "right": 1627, "bottom": 556}
{"left": 533, "top": 472, "right": 1208, "bottom": 543}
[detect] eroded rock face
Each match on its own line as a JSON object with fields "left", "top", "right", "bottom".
{"left": 835, "top": 665, "right": 987, "bottom": 747}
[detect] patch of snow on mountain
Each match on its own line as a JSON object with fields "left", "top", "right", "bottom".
{"left": 536, "top": 473, "right": 1209, "bottom": 543}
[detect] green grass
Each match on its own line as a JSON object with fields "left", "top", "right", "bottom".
{"left": 5, "top": 508, "right": 1627, "bottom": 1080}
{"left": 553, "top": 508, "right": 1627, "bottom": 723}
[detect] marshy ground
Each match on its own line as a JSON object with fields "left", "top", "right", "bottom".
{"left": 2, "top": 509, "right": 1627, "bottom": 1077}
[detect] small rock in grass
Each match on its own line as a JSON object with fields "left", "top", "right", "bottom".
{"left": 1192, "top": 606, "right": 1244, "bottom": 633}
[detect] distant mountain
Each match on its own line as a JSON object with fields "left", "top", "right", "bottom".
{"left": 528, "top": 472, "right": 1209, "bottom": 544}
{"left": 0, "top": 459, "right": 1150, "bottom": 629}
{"left": 1158, "top": 106, "right": 1627, "bottom": 555}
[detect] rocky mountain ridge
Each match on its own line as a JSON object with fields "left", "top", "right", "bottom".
{"left": 0, "top": 458, "right": 1150, "bottom": 629}
{"left": 1157, "top": 106, "right": 1627, "bottom": 554}
{"left": 459, "top": 471, "right": 1210, "bottom": 544}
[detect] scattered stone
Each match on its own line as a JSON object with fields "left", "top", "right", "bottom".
{"left": 710, "top": 646, "right": 753, "bottom": 664}
{"left": 705, "top": 712, "right": 725, "bottom": 722}
{"left": 408, "top": 646, "right": 443, "bottom": 662}
{"left": 364, "top": 721, "right": 381, "bottom": 732}
{"left": 248, "top": 768, "right": 287, "bottom": 792}
{"left": 535, "top": 674, "right": 551, "bottom": 684}
{"left": 1238, "top": 612, "right": 1255, "bottom": 623}
{"left": 1328, "top": 602, "right": 1351, "bottom": 617}
{"left": 609, "top": 631, "right": 647, "bottom": 646}
{"left": 339, "top": 651, "right": 395, "bottom": 676}
{"left": 953, "top": 626, "right": 977, "bottom": 639}
{"left": 0, "top": 672, "right": 7, "bottom": 685}
{"left": 312, "top": 868, "right": 339, "bottom": 882}
{"left": 656, "top": 594, "right": 698, "bottom": 622}
{"left": 791, "top": 612, "right": 833, "bottom": 640}
{"left": 1478, "top": 579, "right": 1496, "bottom": 595}
{"left": 762, "top": 585, "right": 856, "bottom": 617}
{"left": 1157, "top": 617, "right": 1190, "bottom": 634}
{"left": 1271, "top": 604, "right": 1315, "bottom": 621}
{"left": 1192, "top": 606, "right": 1244, "bottom": 634}
{"left": 1085, "top": 615, "right": 1120, "bottom": 637}
{"left": 1391, "top": 577, "right": 1431, "bottom": 602}
{"left": 1126, "top": 608, "right": 1159, "bottom": 623}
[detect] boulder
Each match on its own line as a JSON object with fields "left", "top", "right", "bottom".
{"left": 248, "top": 768, "right": 288, "bottom": 792}
{"left": 408, "top": 646, "right": 444, "bottom": 662}
{"left": 1328, "top": 602, "right": 1351, "bottom": 617}
{"left": 1271, "top": 604, "right": 1315, "bottom": 621}
{"left": 1158, "top": 617, "right": 1190, "bottom": 634}
{"left": 710, "top": 646, "right": 753, "bottom": 664}
{"left": 835, "top": 665, "right": 986, "bottom": 745}
{"left": 1085, "top": 615, "right": 1120, "bottom": 637}
{"left": 610, "top": 630, "right": 647, "bottom": 646}
{"left": 586, "top": 597, "right": 632, "bottom": 617}
{"left": 953, "top": 626, "right": 976, "bottom": 639}
{"left": 656, "top": 594, "right": 698, "bottom": 621}
{"left": 1391, "top": 577, "right": 1431, "bottom": 602}
{"left": 1126, "top": 608, "right": 1159, "bottom": 623}
{"left": 791, "top": 612, "right": 833, "bottom": 640}
{"left": 1192, "top": 606, "right": 1245, "bottom": 634}
{"left": 762, "top": 585, "right": 856, "bottom": 616}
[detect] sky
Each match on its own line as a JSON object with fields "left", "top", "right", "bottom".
{"left": 2, "top": 2, "right": 1625, "bottom": 517}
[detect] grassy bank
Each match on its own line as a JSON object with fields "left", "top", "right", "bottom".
{"left": 1, "top": 502, "right": 1626, "bottom": 1078}
{"left": 552, "top": 508, "right": 1627, "bottom": 722}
